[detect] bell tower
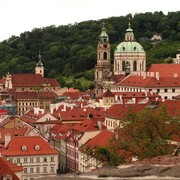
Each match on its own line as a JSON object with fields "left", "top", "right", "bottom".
{"left": 35, "top": 51, "right": 44, "bottom": 77}
{"left": 95, "top": 23, "right": 111, "bottom": 97}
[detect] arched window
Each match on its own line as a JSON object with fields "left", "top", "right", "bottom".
{"left": 122, "top": 61, "right": 126, "bottom": 71}
{"left": 133, "top": 61, "right": 137, "bottom": 71}
{"left": 96, "top": 71, "right": 98, "bottom": 79}
{"left": 103, "top": 52, "right": 107, "bottom": 59}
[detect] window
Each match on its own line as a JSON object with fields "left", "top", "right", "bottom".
{"left": 164, "top": 89, "right": 168, "bottom": 92}
{"left": 157, "top": 89, "right": 160, "bottom": 93}
{"left": 50, "top": 166, "right": 54, "bottom": 172}
{"left": 133, "top": 61, "right": 137, "bottom": 71}
{"left": 17, "top": 158, "right": 20, "bottom": 163}
{"left": 24, "top": 168, "right": 28, "bottom": 174}
{"left": 30, "top": 167, "right": 33, "bottom": 173}
{"left": 43, "top": 167, "right": 47, "bottom": 173}
{"left": 103, "top": 52, "right": 107, "bottom": 59}
{"left": 36, "top": 157, "right": 40, "bottom": 163}
{"left": 30, "top": 158, "right": 33, "bottom": 163}
{"left": 172, "top": 89, "right": 175, "bottom": 92}
{"left": 24, "top": 158, "right": 27, "bottom": 163}
{"left": 43, "top": 157, "right": 47, "bottom": 162}
{"left": 50, "top": 157, "right": 54, "bottom": 162}
{"left": 36, "top": 167, "right": 40, "bottom": 173}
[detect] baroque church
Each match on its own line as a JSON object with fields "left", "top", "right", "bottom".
{"left": 95, "top": 20, "right": 180, "bottom": 100}
{"left": 95, "top": 20, "right": 146, "bottom": 97}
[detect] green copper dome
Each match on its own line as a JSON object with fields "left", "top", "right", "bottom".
{"left": 115, "top": 41, "right": 145, "bottom": 53}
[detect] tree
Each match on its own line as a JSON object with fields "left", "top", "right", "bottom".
{"left": 116, "top": 106, "right": 180, "bottom": 159}
{"left": 83, "top": 144, "right": 124, "bottom": 167}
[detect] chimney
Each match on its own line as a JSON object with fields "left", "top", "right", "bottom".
{"left": 174, "top": 73, "right": 178, "bottom": 78}
{"left": 143, "top": 72, "right": 146, "bottom": 80}
{"left": 156, "top": 72, "right": 159, "bottom": 81}
{"left": 50, "top": 104, "right": 54, "bottom": 114}
{"left": 5, "top": 134, "right": 11, "bottom": 148}
{"left": 97, "top": 121, "right": 102, "bottom": 130}
{"left": 150, "top": 72, "right": 154, "bottom": 77}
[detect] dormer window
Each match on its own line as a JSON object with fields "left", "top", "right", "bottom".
{"left": 35, "top": 145, "right": 40, "bottom": 151}
{"left": 21, "top": 145, "right": 27, "bottom": 151}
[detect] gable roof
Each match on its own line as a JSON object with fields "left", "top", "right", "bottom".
{"left": 102, "top": 89, "right": 115, "bottom": 97}
{"left": 2, "top": 136, "right": 58, "bottom": 156}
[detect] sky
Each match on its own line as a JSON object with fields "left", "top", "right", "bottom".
{"left": 0, "top": 0, "right": 179, "bottom": 42}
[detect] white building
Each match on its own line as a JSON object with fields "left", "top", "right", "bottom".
{"left": 2, "top": 135, "right": 59, "bottom": 180}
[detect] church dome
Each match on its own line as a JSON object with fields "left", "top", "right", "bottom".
{"left": 115, "top": 41, "right": 145, "bottom": 53}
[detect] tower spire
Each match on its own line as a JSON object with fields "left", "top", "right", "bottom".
{"left": 128, "top": 17, "right": 131, "bottom": 29}
{"left": 35, "top": 50, "right": 44, "bottom": 77}
{"left": 99, "top": 22, "right": 109, "bottom": 42}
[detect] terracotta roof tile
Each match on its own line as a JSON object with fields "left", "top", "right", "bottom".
{"left": 12, "top": 74, "right": 43, "bottom": 87}
{"left": 148, "top": 64, "right": 180, "bottom": 77}
{"left": 106, "top": 104, "right": 146, "bottom": 119}
{"left": 102, "top": 89, "right": 115, "bottom": 97}
{"left": 2, "top": 136, "right": 58, "bottom": 156}
{"left": 83, "top": 129, "right": 114, "bottom": 148}
{"left": 119, "top": 75, "right": 180, "bottom": 87}
{"left": 0, "top": 158, "right": 21, "bottom": 180}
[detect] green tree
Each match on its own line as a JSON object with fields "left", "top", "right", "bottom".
{"left": 116, "top": 106, "right": 180, "bottom": 159}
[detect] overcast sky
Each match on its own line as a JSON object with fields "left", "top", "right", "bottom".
{"left": 0, "top": 0, "right": 179, "bottom": 41}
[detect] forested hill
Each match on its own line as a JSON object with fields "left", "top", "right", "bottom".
{"left": 0, "top": 11, "right": 179, "bottom": 89}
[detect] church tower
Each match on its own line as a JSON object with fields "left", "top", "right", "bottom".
{"left": 95, "top": 23, "right": 111, "bottom": 97}
{"left": 35, "top": 51, "right": 44, "bottom": 77}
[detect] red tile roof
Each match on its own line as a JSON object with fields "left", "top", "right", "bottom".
{"left": 148, "top": 64, "right": 180, "bottom": 77}
{"left": 0, "top": 158, "right": 21, "bottom": 180}
{"left": 61, "top": 91, "right": 87, "bottom": 99}
{"left": 83, "top": 129, "right": 114, "bottom": 148}
{"left": 2, "top": 136, "right": 58, "bottom": 156}
{"left": 163, "top": 100, "right": 180, "bottom": 116}
{"left": 45, "top": 78, "right": 60, "bottom": 87}
{"left": 11, "top": 74, "right": 60, "bottom": 87}
{"left": 119, "top": 75, "right": 180, "bottom": 87}
{"left": 59, "top": 107, "right": 105, "bottom": 122}
{"left": 0, "top": 77, "right": 6, "bottom": 84}
{"left": 102, "top": 89, "right": 115, "bottom": 97}
{"left": 0, "top": 127, "right": 28, "bottom": 143}
{"left": 106, "top": 104, "right": 146, "bottom": 119}
{"left": 12, "top": 74, "right": 43, "bottom": 87}
{"left": 72, "top": 119, "right": 105, "bottom": 132}
{"left": 12, "top": 91, "right": 58, "bottom": 100}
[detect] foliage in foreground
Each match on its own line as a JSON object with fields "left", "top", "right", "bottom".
{"left": 83, "top": 106, "right": 180, "bottom": 167}
{"left": 116, "top": 105, "right": 180, "bottom": 159}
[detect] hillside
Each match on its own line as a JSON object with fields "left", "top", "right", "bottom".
{"left": 0, "top": 11, "right": 179, "bottom": 90}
